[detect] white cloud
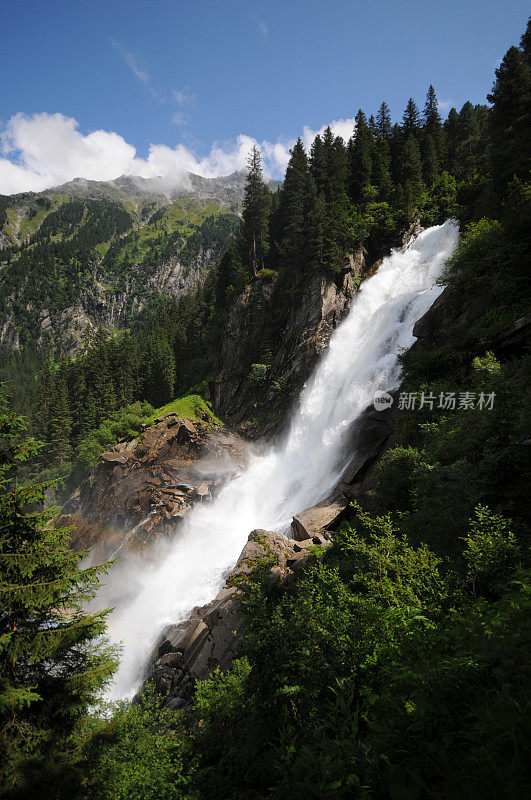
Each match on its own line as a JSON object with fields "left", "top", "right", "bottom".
{"left": 172, "top": 88, "right": 195, "bottom": 106}
{"left": 0, "top": 111, "right": 357, "bottom": 195}
{"left": 172, "top": 111, "right": 188, "bottom": 127}
{"left": 110, "top": 38, "right": 150, "bottom": 85}
{"left": 437, "top": 98, "right": 453, "bottom": 112}
{"left": 249, "top": 15, "right": 268, "bottom": 39}
{"left": 302, "top": 117, "right": 356, "bottom": 149}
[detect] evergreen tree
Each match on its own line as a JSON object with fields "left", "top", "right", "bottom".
{"left": 240, "top": 146, "right": 270, "bottom": 276}
{"left": 487, "top": 43, "right": 531, "bottom": 194}
{"left": 400, "top": 135, "right": 424, "bottom": 192}
{"left": 399, "top": 135, "right": 424, "bottom": 214}
{"left": 455, "top": 101, "right": 486, "bottom": 180}
{"left": 309, "top": 134, "right": 326, "bottom": 193}
{"left": 402, "top": 97, "right": 421, "bottom": 138}
{"left": 348, "top": 110, "right": 374, "bottom": 206}
{"left": 423, "top": 84, "right": 442, "bottom": 133}
{"left": 389, "top": 123, "right": 404, "bottom": 184}
{"left": 276, "top": 139, "right": 315, "bottom": 281}
{"left": 444, "top": 107, "right": 460, "bottom": 173}
{"left": 0, "top": 392, "right": 117, "bottom": 796}
{"left": 46, "top": 371, "right": 72, "bottom": 466}
{"left": 310, "top": 128, "right": 351, "bottom": 273}
{"left": 376, "top": 101, "right": 392, "bottom": 140}
{"left": 521, "top": 16, "right": 531, "bottom": 65}
{"left": 423, "top": 84, "right": 446, "bottom": 161}
{"left": 371, "top": 139, "right": 392, "bottom": 201}
{"left": 421, "top": 134, "right": 440, "bottom": 188}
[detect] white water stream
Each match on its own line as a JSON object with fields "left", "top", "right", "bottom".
{"left": 104, "top": 219, "right": 459, "bottom": 700}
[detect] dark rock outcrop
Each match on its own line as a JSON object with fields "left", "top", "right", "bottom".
{"left": 146, "top": 527, "right": 331, "bottom": 705}
{"left": 291, "top": 498, "right": 348, "bottom": 541}
{"left": 61, "top": 412, "right": 248, "bottom": 558}
{"left": 214, "top": 221, "right": 424, "bottom": 438}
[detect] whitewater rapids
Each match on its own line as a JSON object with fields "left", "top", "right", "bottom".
{"left": 104, "top": 219, "right": 459, "bottom": 700}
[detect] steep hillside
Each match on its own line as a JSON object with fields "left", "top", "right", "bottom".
{"left": 0, "top": 172, "right": 246, "bottom": 355}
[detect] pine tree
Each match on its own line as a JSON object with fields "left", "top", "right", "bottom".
{"left": 0, "top": 392, "right": 117, "bottom": 796}
{"left": 402, "top": 98, "right": 421, "bottom": 138}
{"left": 240, "top": 146, "right": 270, "bottom": 276}
{"left": 443, "top": 107, "right": 460, "bottom": 173}
{"left": 376, "top": 102, "right": 392, "bottom": 140}
{"left": 277, "top": 139, "right": 315, "bottom": 281}
{"left": 423, "top": 84, "right": 446, "bottom": 162}
{"left": 399, "top": 135, "right": 424, "bottom": 214}
{"left": 348, "top": 110, "right": 374, "bottom": 206}
{"left": 423, "top": 85, "right": 442, "bottom": 133}
{"left": 487, "top": 43, "right": 531, "bottom": 194}
{"left": 521, "top": 16, "right": 531, "bottom": 66}
{"left": 421, "top": 134, "right": 440, "bottom": 188}
{"left": 46, "top": 371, "right": 72, "bottom": 466}
{"left": 310, "top": 129, "right": 351, "bottom": 273}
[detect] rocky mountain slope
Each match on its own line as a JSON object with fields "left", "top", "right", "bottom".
{"left": 0, "top": 172, "right": 258, "bottom": 355}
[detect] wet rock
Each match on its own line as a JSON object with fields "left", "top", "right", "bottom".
{"left": 146, "top": 528, "right": 330, "bottom": 706}
{"left": 291, "top": 498, "right": 348, "bottom": 541}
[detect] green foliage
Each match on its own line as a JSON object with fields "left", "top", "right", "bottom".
{"left": 463, "top": 505, "right": 521, "bottom": 598}
{"left": 0, "top": 391, "right": 117, "bottom": 797}
{"left": 83, "top": 684, "right": 195, "bottom": 800}
{"left": 248, "top": 363, "right": 268, "bottom": 384}
{"left": 144, "top": 394, "right": 221, "bottom": 425}
{"left": 72, "top": 401, "right": 153, "bottom": 482}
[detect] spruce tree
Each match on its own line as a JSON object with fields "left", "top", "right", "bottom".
{"left": 240, "top": 146, "right": 270, "bottom": 276}
{"left": 443, "top": 107, "right": 460, "bottom": 173}
{"left": 310, "top": 129, "right": 351, "bottom": 273}
{"left": 376, "top": 101, "right": 392, "bottom": 140}
{"left": 487, "top": 43, "right": 531, "bottom": 194}
{"left": 0, "top": 392, "right": 117, "bottom": 796}
{"left": 399, "top": 135, "right": 424, "bottom": 214}
{"left": 423, "top": 84, "right": 446, "bottom": 162}
{"left": 456, "top": 101, "right": 482, "bottom": 180}
{"left": 371, "top": 139, "right": 392, "bottom": 201}
{"left": 348, "top": 110, "right": 374, "bottom": 206}
{"left": 423, "top": 85, "right": 442, "bottom": 133}
{"left": 421, "top": 134, "right": 440, "bottom": 188}
{"left": 46, "top": 371, "right": 72, "bottom": 467}
{"left": 402, "top": 98, "right": 421, "bottom": 138}
{"left": 277, "top": 139, "right": 315, "bottom": 281}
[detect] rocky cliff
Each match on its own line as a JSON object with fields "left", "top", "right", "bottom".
{"left": 61, "top": 410, "right": 248, "bottom": 560}
{"left": 214, "top": 220, "right": 422, "bottom": 437}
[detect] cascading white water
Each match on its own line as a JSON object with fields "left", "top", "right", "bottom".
{"left": 105, "top": 219, "right": 459, "bottom": 700}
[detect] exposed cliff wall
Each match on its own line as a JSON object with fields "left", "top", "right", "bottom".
{"left": 61, "top": 410, "right": 248, "bottom": 559}
{"left": 214, "top": 220, "right": 422, "bottom": 437}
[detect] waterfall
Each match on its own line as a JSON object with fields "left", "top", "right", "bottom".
{"left": 104, "top": 219, "right": 459, "bottom": 700}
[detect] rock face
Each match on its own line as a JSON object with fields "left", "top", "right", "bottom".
{"left": 291, "top": 498, "right": 348, "bottom": 541}
{"left": 61, "top": 412, "right": 248, "bottom": 558}
{"left": 214, "top": 222, "right": 424, "bottom": 438}
{"left": 147, "top": 528, "right": 330, "bottom": 706}
{"left": 215, "top": 256, "right": 363, "bottom": 436}
{"left": 0, "top": 176, "right": 241, "bottom": 357}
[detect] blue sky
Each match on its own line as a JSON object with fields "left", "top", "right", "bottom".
{"left": 0, "top": 0, "right": 528, "bottom": 193}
